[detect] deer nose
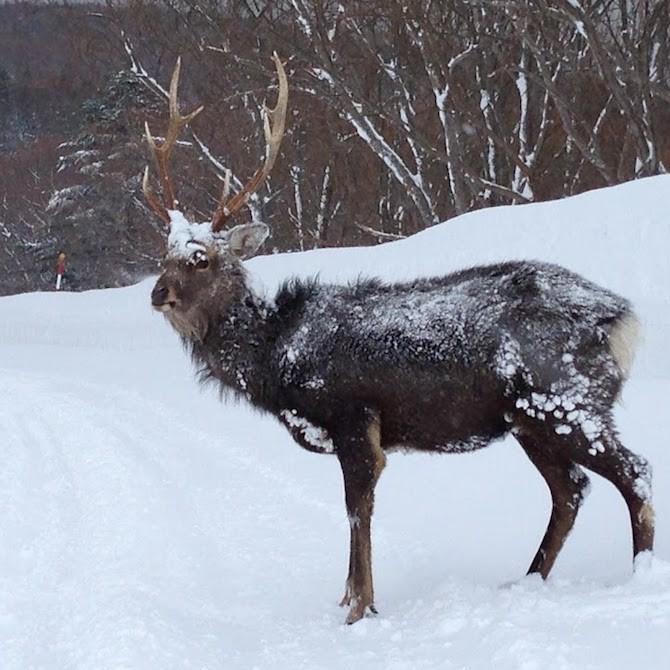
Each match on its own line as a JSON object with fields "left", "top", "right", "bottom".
{"left": 151, "top": 283, "right": 170, "bottom": 308}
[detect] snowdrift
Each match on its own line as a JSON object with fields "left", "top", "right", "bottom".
{"left": 1, "top": 176, "right": 669, "bottom": 669}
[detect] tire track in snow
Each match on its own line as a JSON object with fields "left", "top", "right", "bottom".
{"left": 0, "top": 368, "right": 351, "bottom": 668}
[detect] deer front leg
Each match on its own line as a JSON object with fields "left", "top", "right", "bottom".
{"left": 339, "top": 523, "right": 357, "bottom": 607}
{"left": 336, "top": 409, "right": 386, "bottom": 624}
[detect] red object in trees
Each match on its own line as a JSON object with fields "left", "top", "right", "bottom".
{"left": 55, "top": 252, "right": 66, "bottom": 290}
{"left": 56, "top": 253, "right": 66, "bottom": 275}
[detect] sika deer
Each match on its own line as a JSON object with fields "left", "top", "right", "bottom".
{"left": 144, "top": 55, "right": 655, "bottom": 624}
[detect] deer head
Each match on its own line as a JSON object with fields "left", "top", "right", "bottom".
{"left": 145, "top": 54, "right": 288, "bottom": 340}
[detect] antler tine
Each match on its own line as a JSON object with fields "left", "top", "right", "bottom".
{"left": 143, "top": 166, "right": 170, "bottom": 225}
{"left": 143, "top": 57, "right": 204, "bottom": 223}
{"left": 211, "top": 51, "right": 288, "bottom": 232}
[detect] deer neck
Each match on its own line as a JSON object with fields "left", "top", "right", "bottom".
{"left": 191, "top": 277, "right": 274, "bottom": 408}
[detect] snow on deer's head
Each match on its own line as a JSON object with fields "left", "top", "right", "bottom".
{"left": 143, "top": 54, "right": 287, "bottom": 341}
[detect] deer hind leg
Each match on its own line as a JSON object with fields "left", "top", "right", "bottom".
{"left": 516, "top": 431, "right": 590, "bottom": 578}
{"left": 568, "top": 420, "right": 654, "bottom": 562}
{"left": 336, "top": 409, "right": 386, "bottom": 625}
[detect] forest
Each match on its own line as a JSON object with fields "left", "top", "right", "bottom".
{"left": 1, "top": 0, "right": 668, "bottom": 294}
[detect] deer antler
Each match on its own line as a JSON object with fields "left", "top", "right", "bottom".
{"left": 211, "top": 52, "right": 288, "bottom": 233}
{"left": 143, "top": 57, "right": 204, "bottom": 224}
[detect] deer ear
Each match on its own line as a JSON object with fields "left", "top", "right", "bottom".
{"left": 226, "top": 223, "right": 269, "bottom": 259}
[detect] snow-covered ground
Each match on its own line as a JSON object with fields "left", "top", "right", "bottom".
{"left": 1, "top": 176, "right": 669, "bottom": 669}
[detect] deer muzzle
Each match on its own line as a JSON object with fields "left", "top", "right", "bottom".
{"left": 151, "top": 282, "right": 179, "bottom": 312}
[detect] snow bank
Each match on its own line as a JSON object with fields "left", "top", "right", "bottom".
{"left": 1, "top": 176, "right": 669, "bottom": 669}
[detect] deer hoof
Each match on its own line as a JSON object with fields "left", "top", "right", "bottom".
{"left": 345, "top": 598, "right": 377, "bottom": 625}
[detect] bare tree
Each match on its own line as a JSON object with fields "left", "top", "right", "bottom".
{"left": 1, "top": 0, "right": 669, "bottom": 294}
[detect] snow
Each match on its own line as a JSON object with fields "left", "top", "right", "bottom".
{"left": 167, "top": 210, "right": 219, "bottom": 259}
{"left": 46, "top": 185, "right": 89, "bottom": 213}
{"left": 280, "top": 409, "right": 335, "bottom": 454}
{"left": 1, "top": 175, "right": 670, "bottom": 668}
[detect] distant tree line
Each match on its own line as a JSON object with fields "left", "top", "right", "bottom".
{"left": 0, "top": 0, "right": 668, "bottom": 294}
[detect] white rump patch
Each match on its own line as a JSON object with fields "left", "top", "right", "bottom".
{"left": 609, "top": 313, "right": 640, "bottom": 379}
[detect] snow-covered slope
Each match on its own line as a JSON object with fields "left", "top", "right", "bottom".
{"left": 1, "top": 176, "right": 669, "bottom": 669}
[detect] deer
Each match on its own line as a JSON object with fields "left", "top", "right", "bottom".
{"left": 144, "top": 54, "right": 655, "bottom": 625}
